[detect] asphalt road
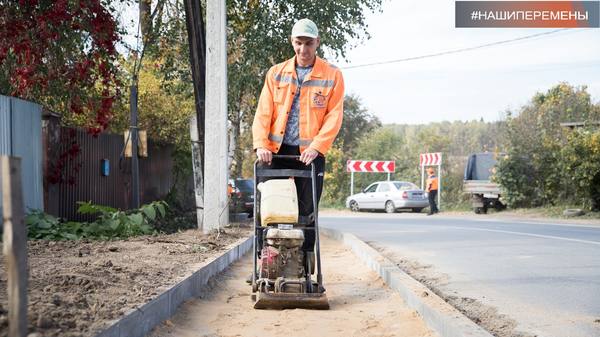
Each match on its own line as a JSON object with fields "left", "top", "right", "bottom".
{"left": 320, "top": 212, "right": 600, "bottom": 337}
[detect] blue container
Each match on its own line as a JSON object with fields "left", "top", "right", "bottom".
{"left": 101, "top": 158, "right": 110, "bottom": 176}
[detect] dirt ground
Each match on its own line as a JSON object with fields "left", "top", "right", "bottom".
{"left": 0, "top": 226, "right": 250, "bottom": 337}
{"left": 369, "top": 243, "right": 534, "bottom": 337}
{"left": 149, "top": 237, "right": 438, "bottom": 337}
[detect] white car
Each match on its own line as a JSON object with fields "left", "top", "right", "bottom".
{"left": 345, "top": 181, "right": 429, "bottom": 213}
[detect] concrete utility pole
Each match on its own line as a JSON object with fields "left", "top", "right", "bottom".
{"left": 204, "top": 0, "right": 228, "bottom": 231}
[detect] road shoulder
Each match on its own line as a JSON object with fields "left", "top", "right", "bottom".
{"left": 149, "top": 236, "right": 437, "bottom": 337}
{"left": 322, "top": 227, "right": 494, "bottom": 337}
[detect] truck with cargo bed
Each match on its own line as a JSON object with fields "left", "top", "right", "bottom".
{"left": 463, "top": 152, "right": 506, "bottom": 214}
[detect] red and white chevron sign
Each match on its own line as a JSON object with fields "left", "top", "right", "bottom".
{"left": 420, "top": 152, "right": 442, "bottom": 166}
{"left": 346, "top": 160, "right": 395, "bottom": 173}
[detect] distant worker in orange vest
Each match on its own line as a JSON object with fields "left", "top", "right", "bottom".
{"left": 252, "top": 18, "right": 344, "bottom": 253}
{"left": 426, "top": 167, "right": 439, "bottom": 215}
{"left": 227, "top": 182, "right": 234, "bottom": 197}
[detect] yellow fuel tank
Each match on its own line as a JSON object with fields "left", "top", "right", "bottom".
{"left": 257, "top": 179, "right": 298, "bottom": 226}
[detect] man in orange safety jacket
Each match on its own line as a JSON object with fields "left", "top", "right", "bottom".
{"left": 426, "top": 167, "right": 439, "bottom": 215}
{"left": 252, "top": 18, "right": 344, "bottom": 253}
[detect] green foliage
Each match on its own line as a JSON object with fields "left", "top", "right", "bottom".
{"left": 26, "top": 201, "right": 168, "bottom": 240}
{"left": 494, "top": 154, "right": 536, "bottom": 207}
{"left": 25, "top": 211, "right": 80, "bottom": 241}
{"left": 110, "top": 57, "right": 194, "bottom": 146}
{"left": 137, "top": 60, "right": 195, "bottom": 149}
{"left": 440, "top": 156, "right": 472, "bottom": 210}
{"left": 322, "top": 144, "right": 348, "bottom": 206}
{"left": 560, "top": 129, "right": 600, "bottom": 210}
{"left": 495, "top": 83, "right": 600, "bottom": 209}
{"left": 77, "top": 202, "right": 118, "bottom": 215}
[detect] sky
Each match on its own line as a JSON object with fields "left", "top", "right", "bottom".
{"left": 334, "top": 0, "right": 600, "bottom": 124}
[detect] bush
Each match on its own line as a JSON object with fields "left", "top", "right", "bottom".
{"left": 26, "top": 201, "right": 168, "bottom": 240}
{"left": 561, "top": 129, "right": 600, "bottom": 210}
{"left": 495, "top": 83, "right": 600, "bottom": 209}
{"left": 494, "top": 154, "right": 536, "bottom": 208}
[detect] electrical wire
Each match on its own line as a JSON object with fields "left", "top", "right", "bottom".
{"left": 342, "top": 29, "right": 570, "bottom": 70}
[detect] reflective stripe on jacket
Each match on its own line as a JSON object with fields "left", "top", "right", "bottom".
{"left": 426, "top": 175, "right": 439, "bottom": 192}
{"left": 252, "top": 56, "right": 344, "bottom": 155}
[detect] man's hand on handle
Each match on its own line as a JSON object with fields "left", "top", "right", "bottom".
{"left": 300, "top": 148, "right": 319, "bottom": 165}
{"left": 256, "top": 148, "right": 273, "bottom": 165}
{"left": 257, "top": 147, "right": 319, "bottom": 165}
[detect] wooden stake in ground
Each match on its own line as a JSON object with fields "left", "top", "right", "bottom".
{"left": 1, "top": 156, "right": 28, "bottom": 337}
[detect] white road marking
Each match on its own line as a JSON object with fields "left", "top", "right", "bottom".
{"left": 438, "top": 216, "right": 600, "bottom": 229}
{"left": 444, "top": 226, "right": 600, "bottom": 246}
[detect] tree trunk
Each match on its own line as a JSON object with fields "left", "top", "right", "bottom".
{"left": 139, "top": 0, "right": 152, "bottom": 44}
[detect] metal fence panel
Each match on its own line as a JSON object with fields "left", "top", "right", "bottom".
{"left": 1, "top": 95, "right": 12, "bottom": 229}
{"left": 57, "top": 129, "right": 126, "bottom": 221}
{"left": 0, "top": 95, "right": 44, "bottom": 229}
{"left": 54, "top": 128, "right": 174, "bottom": 221}
{"left": 11, "top": 97, "right": 43, "bottom": 211}
{"left": 0, "top": 96, "right": 10, "bottom": 155}
{"left": 140, "top": 143, "right": 174, "bottom": 205}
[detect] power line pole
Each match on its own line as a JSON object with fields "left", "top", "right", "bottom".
{"left": 204, "top": 0, "right": 228, "bottom": 230}
{"left": 130, "top": 77, "right": 140, "bottom": 209}
{"left": 184, "top": 0, "right": 206, "bottom": 230}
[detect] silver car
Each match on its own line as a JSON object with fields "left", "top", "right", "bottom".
{"left": 345, "top": 181, "right": 429, "bottom": 213}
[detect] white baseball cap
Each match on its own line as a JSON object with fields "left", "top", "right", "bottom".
{"left": 291, "top": 18, "right": 319, "bottom": 38}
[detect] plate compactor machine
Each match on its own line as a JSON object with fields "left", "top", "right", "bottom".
{"left": 250, "top": 155, "right": 329, "bottom": 310}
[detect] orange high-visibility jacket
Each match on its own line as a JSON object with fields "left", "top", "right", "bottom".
{"left": 252, "top": 56, "right": 344, "bottom": 155}
{"left": 426, "top": 175, "right": 439, "bottom": 192}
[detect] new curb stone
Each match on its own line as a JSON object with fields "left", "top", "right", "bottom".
{"left": 94, "top": 236, "right": 253, "bottom": 337}
{"left": 321, "top": 227, "right": 493, "bottom": 337}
